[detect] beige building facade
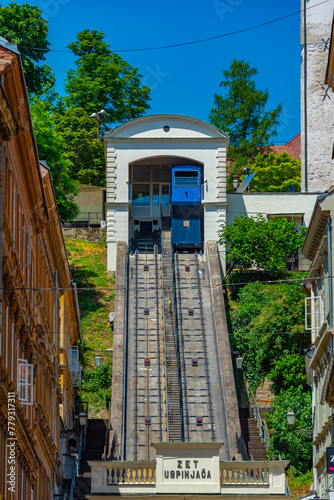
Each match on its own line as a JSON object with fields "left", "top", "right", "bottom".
{"left": 302, "top": 189, "right": 334, "bottom": 497}
{"left": 0, "top": 37, "right": 81, "bottom": 499}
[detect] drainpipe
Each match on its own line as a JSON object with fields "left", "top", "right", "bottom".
{"left": 327, "top": 217, "right": 332, "bottom": 331}
{"left": 0, "top": 72, "right": 4, "bottom": 351}
{"left": 54, "top": 270, "right": 58, "bottom": 496}
{"left": 303, "top": 0, "right": 308, "bottom": 192}
{"left": 0, "top": 144, "right": 3, "bottom": 352}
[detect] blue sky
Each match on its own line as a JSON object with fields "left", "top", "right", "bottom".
{"left": 4, "top": 0, "right": 302, "bottom": 143}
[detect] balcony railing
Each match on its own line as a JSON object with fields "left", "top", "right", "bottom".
{"left": 89, "top": 459, "right": 289, "bottom": 496}
{"left": 63, "top": 212, "right": 105, "bottom": 228}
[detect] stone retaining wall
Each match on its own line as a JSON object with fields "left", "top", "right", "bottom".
{"left": 62, "top": 227, "right": 106, "bottom": 242}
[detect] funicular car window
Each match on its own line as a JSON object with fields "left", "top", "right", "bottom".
{"left": 174, "top": 171, "right": 199, "bottom": 187}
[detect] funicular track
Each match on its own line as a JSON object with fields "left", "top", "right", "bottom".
{"left": 125, "top": 236, "right": 231, "bottom": 460}
{"left": 126, "top": 246, "right": 168, "bottom": 460}
{"left": 174, "top": 252, "right": 215, "bottom": 443}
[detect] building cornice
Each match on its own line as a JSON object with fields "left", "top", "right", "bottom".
{"left": 105, "top": 138, "right": 227, "bottom": 144}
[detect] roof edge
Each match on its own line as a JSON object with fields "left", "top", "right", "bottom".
{"left": 104, "top": 113, "right": 229, "bottom": 139}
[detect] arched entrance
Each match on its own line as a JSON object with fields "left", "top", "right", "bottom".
{"left": 129, "top": 156, "right": 203, "bottom": 249}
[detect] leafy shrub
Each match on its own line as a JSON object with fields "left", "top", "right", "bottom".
{"left": 265, "top": 388, "right": 312, "bottom": 475}
{"left": 230, "top": 280, "right": 308, "bottom": 389}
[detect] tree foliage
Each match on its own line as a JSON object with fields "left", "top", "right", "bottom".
{"left": 0, "top": 2, "right": 54, "bottom": 96}
{"left": 245, "top": 152, "right": 301, "bottom": 192}
{"left": 55, "top": 29, "right": 151, "bottom": 185}
{"left": 54, "top": 105, "right": 105, "bottom": 186}
{"left": 209, "top": 59, "right": 281, "bottom": 188}
{"left": 229, "top": 278, "right": 312, "bottom": 474}
{"left": 30, "top": 99, "right": 79, "bottom": 222}
{"left": 265, "top": 388, "right": 312, "bottom": 474}
{"left": 230, "top": 280, "right": 308, "bottom": 390}
{"left": 220, "top": 214, "right": 307, "bottom": 273}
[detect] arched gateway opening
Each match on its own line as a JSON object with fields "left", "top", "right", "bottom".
{"left": 104, "top": 114, "right": 228, "bottom": 271}
{"left": 129, "top": 156, "right": 203, "bottom": 251}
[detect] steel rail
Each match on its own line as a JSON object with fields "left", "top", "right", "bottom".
{"left": 161, "top": 237, "right": 172, "bottom": 442}
{"left": 195, "top": 252, "right": 215, "bottom": 442}
{"left": 154, "top": 244, "right": 163, "bottom": 442}
{"left": 144, "top": 249, "right": 151, "bottom": 460}
{"left": 134, "top": 250, "right": 139, "bottom": 460}
{"left": 175, "top": 251, "right": 190, "bottom": 442}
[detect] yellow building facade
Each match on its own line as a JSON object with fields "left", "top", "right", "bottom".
{"left": 0, "top": 38, "right": 81, "bottom": 498}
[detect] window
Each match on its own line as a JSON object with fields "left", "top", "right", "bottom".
{"left": 69, "top": 346, "right": 81, "bottom": 387}
{"left": 305, "top": 296, "right": 325, "bottom": 333}
{"left": 174, "top": 170, "right": 199, "bottom": 187}
{"left": 132, "top": 184, "right": 150, "bottom": 206}
{"left": 18, "top": 359, "right": 33, "bottom": 405}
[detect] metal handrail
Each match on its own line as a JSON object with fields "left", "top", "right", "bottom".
{"left": 249, "top": 388, "right": 270, "bottom": 449}
{"left": 278, "top": 454, "right": 291, "bottom": 496}
{"left": 69, "top": 429, "right": 83, "bottom": 500}
{"left": 102, "top": 426, "right": 111, "bottom": 460}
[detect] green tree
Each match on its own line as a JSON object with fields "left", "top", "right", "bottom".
{"left": 268, "top": 353, "right": 307, "bottom": 395}
{"left": 246, "top": 152, "right": 301, "bottom": 192}
{"left": 54, "top": 106, "right": 104, "bottom": 185}
{"left": 265, "top": 388, "right": 312, "bottom": 474}
{"left": 230, "top": 281, "right": 308, "bottom": 389}
{"left": 56, "top": 29, "right": 151, "bottom": 185}
{"left": 220, "top": 214, "right": 307, "bottom": 273}
{"left": 0, "top": 2, "right": 54, "bottom": 96}
{"left": 30, "top": 99, "right": 79, "bottom": 222}
{"left": 209, "top": 59, "right": 282, "bottom": 189}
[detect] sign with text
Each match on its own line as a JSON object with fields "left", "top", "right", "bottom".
{"left": 327, "top": 447, "right": 334, "bottom": 474}
{"left": 154, "top": 442, "right": 222, "bottom": 494}
{"left": 163, "top": 457, "right": 213, "bottom": 482}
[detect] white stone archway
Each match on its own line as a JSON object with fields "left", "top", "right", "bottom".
{"left": 104, "top": 114, "right": 229, "bottom": 271}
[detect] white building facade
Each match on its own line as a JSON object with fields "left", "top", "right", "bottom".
{"left": 104, "top": 114, "right": 229, "bottom": 271}
{"left": 300, "top": 0, "right": 334, "bottom": 192}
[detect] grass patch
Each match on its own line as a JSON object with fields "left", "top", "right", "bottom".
{"left": 287, "top": 469, "right": 313, "bottom": 499}
{"left": 65, "top": 239, "right": 115, "bottom": 417}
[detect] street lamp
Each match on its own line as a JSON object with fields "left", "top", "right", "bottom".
{"left": 286, "top": 409, "right": 296, "bottom": 428}
{"left": 89, "top": 109, "right": 106, "bottom": 139}
{"left": 94, "top": 349, "right": 113, "bottom": 368}
{"left": 233, "top": 178, "right": 238, "bottom": 192}
{"left": 236, "top": 355, "right": 243, "bottom": 369}
{"left": 94, "top": 355, "right": 103, "bottom": 368}
{"left": 78, "top": 411, "right": 87, "bottom": 427}
{"left": 232, "top": 351, "right": 243, "bottom": 369}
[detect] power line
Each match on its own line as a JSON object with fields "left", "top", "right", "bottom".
{"left": 11, "top": 328, "right": 308, "bottom": 337}
{"left": 0, "top": 275, "right": 313, "bottom": 293}
{"left": 17, "top": 0, "right": 328, "bottom": 55}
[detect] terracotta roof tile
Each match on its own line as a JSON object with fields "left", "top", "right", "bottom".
{"left": 271, "top": 134, "right": 301, "bottom": 159}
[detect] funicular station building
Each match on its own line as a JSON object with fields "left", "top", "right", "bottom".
{"left": 84, "top": 114, "right": 292, "bottom": 500}
{"left": 105, "top": 114, "right": 229, "bottom": 271}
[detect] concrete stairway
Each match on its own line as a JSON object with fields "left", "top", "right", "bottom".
{"left": 73, "top": 419, "right": 107, "bottom": 499}
{"left": 162, "top": 231, "right": 183, "bottom": 442}
{"left": 239, "top": 408, "right": 267, "bottom": 460}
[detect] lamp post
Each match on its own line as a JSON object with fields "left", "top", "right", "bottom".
{"left": 94, "top": 349, "right": 113, "bottom": 368}
{"left": 94, "top": 355, "right": 103, "bottom": 368}
{"left": 236, "top": 355, "right": 243, "bottom": 369}
{"left": 285, "top": 409, "right": 312, "bottom": 436}
{"left": 89, "top": 109, "right": 106, "bottom": 139}
{"left": 286, "top": 409, "right": 295, "bottom": 428}
{"left": 78, "top": 411, "right": 87, "bottom": 427}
